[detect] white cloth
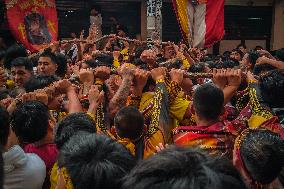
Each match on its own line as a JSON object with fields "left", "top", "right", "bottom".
{"left": 3, "top": 145, "right": 46, "bottom": 189}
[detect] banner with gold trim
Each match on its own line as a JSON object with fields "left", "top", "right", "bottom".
{"left": 4, "top": 0, "right": 58, "bottom": 52}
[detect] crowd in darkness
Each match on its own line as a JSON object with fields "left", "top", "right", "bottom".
{"left": 0, "top": 5, "right": 284, "bottom": 189}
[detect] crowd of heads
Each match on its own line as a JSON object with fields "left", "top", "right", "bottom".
{"left": 0, "top": 14, "right": 284, "bottom": 189}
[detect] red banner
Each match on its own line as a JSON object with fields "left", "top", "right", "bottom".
{"left": 5, "top": 0, "right": 58, "bottom": 52}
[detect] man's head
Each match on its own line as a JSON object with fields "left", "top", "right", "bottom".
{"left": 238, "top": 129, "right": 284, "bottom": 185}
{"left": 114, "top": 106, "right": 144, "bottom": 140}
{"left": 10, "top": 57, "right": 33, "bottom": 88}
{"left": 237, "top": 44, "right": 247, "bottom": 54}
{"left": 3, "top": 44, "right": 28, "bottom": 69}
{"left": 10, "top": 101, "right": 49, "bottom": 143}
{"left": 57, "top": 133, "right": 136, "bottom": 189}
{"left": 241, "top": 51, "right": 260, "bottom": 71}
{"left": 193, "top": 83, "right": 224, "bottom": 121}
{"left": 54, "top": 113, "right": 97, "bottom": 149}
{"left": 259, "top": 69, "right": 284, "bottom": 108}
{"left": 122, "top": 146, "right": 246, "bottom": 189}
{"left": 230, "top": 49, "right": 244, "bottom": 62}
{"left": 37, "top": 50, "right": 58, "bottom": 76}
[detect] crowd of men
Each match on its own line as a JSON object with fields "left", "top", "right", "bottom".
{"left": 0, "top": 8, "right": 284, "bottom": 189}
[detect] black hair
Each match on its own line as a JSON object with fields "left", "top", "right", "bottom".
{"left": 240, "top": 129, "right": 284, "bottom": 184}
{"left": 188, "top": 62, "right": 206, "bottom": 73}
{"left": 58, "top": 133, "right": 136, "bottom": 189}
{"left": 90, "top": 4, "right": 102, "bottom": 13}
{"left": 122, "top": 146, "right": 247, "bottom": 189}
{"left": 95, "top": 54, "right": 114, "bottom": 67}
{"left": 0, "top": 89, "right": 9, "bottom": 100}
{"left": 247, "top": 50, "right": 260, "bottom": 68}
{"left": 55, "top": 53, "right": 67, "bottom": 77}
{"left": 0, "top": 49, "right": 6, "bottom": 61}
{"left": 3, "top": 44, "right": 28, "bottom": 69}
{"left": 114, "top": 106, "right": 144, "bottom": 140}
{"left": 254, "top": 46, "right": 263, "bottom": 51}
{"left": 134, "top": 45, "right": 149, "bottom": 60}
{"left": 237, "top": 44, "right": 247, "bottom": 50}
{"left": 232, "top": 49, "right": 244, "bottom": 58}
{"left": 10, "top": 57, "right": 33, "bottom": 72}
{"left": 193, "top": 83, "right": 224, "bottom": 120}
{"left": 39, "top": 48, "right": 58, "bottom": 65}
{"left": 10, "top": 101, "right": 49, "bottom": 143}
{"left": 223, "top": 59, "right": 240, "bottom": 68}
{"left": 24, "top": 75, "right": 58, "bottom": 92}
{"left": 259, "top": 69, "right": 284, "bottom": 108}
{"left": 275, "top": 48, "right": 284, "bottom": 62}
{"left": 253, "top": 63, "right": 276, "bottom": 75}
{"left": 83, "top": 59, "right": 97, "bottom": 68}
{"left": 54, "top": 112, "right": 97, "bottom": 149}
{"left": 0, "top": 106, "right": 10, "bottom": 146}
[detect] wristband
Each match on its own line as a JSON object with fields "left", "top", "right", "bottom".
{"left": 156, "top": 78, "right": 165, "bottom": 84}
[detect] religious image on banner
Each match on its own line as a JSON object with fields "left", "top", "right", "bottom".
{"left": 24, "top": 12, "right": 52, "bottom": 45}
{"left": 4, "top": 0, "right": 58, "bottom": 52}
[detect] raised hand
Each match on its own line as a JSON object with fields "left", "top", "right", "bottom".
{"left": 169, "top": 68, "right": 185, "bottom": 85}
{"left": 79, "top": 69, "right": 94, "bottom": 85}
{"left": 117, "top": 63, "right": 135, "bottom": 79}
{"left": 226, "top": 68, "right": 242, "bottom": 87}
{"left": 94, "top": 66, "right": 111, "bottom": 82}
{"left": 54, "top": 79, "right": 73, "bottom": 94}
{"left": 151, "top": 67, "right": 167, "bottom": 81}
{"left": 133, "top": 68, "right": 150, "bottom": 96}
{"left": 212, "top": 69, "right": 227, "bottom": 89}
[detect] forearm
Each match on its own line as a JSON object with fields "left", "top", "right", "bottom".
{"left": 267, "top": 59, "right": 284, "bottom": 69}
{"left": 67, "top": 88, "right": 82, "bottom": 113}
{"left": 109, "top": 76, "right": 132, "bottom": 117}
{"left": 223, "top": 86, "right": 238, "bottom": 105}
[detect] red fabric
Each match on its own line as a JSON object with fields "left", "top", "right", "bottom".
{"left": 4, "top": 0, "right": 58, "bottom": 52}
{"left": 205, "top": 0, "right": 225, "bottom": 48}
{"left": 24, "top": 143, "right": 58, "bottom": 189}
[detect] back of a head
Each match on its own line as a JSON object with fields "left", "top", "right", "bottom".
{"left": 3, "top": 44, "right": 27, "bottom": 69}
{"left": 24, "top": 75, "right": 58, "bottom": 92}
{"left": 193, "top": 83, "right": 224, "bottom": 120}
{"left": 247, "top": 50, "right": 260, "bottom": 68}
{"left": 54, "top": 112, "right": 97, "bottom": 149}
{"left": 58, "top": 133, "right": 136, "bottom": 189}
{"left": 240, "top": 129, "right": 284, "bottom": 185}
{"left": 10, "top": 101, "right": 49, "bottom": 143}
{"left": 259, "top": 69, "right": 284, "bottom": 108}
{"left": 114, "top": 106, "right": 144, "bottom": 140}
{"left": 0, "top": 106, "right": 9, "bottom": 147}
{"left": 122, "top": 146, "right": 246, "bottom": 189}
{"left": 10, "top": 57, "right": 33, "bottom": 72}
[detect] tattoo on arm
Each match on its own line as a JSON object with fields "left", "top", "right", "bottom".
{"left": 109, "top": 77, "right": 132, "bottom": 115}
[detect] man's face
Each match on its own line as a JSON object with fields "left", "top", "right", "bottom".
{"left": 11, "top": 66, "right": 32, "bottom": 88}
{"left": 238, "top": 46, "right": 247, "bottom": 54}
{"left": 37, "top": 56, "right": 57, "bottom": 76}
